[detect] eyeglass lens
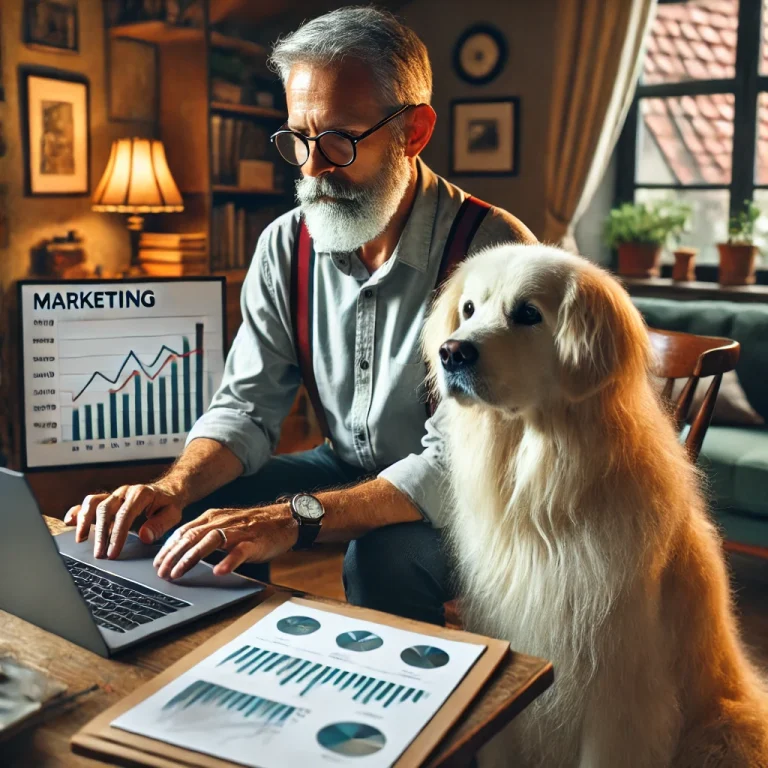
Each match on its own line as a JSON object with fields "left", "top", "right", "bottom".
{"left": 274, "top": 131, "right": 355, "bottom": 167}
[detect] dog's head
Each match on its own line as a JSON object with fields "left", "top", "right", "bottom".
{"left": 422, "top": 244, "right": 650, "bottom": 415}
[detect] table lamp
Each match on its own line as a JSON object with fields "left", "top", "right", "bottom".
{"left": 92, "top": 137, "right": 184, "bottom": 274}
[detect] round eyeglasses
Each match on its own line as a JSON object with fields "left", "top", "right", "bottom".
{"left": 270, "top": 104, "right": 416, "bottom": 168}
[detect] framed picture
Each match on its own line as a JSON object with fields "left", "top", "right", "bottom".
{"left": 24, "top": 0, "right": 79, "bottom": 53}
{"left": 450, "top": 98, "right": 520, "bottom": 177}
{"left": 19, "top": 67, "right": 90, "bottom": 196}
{"left": 107, "top": 38, "right": 158, "bottom": 123}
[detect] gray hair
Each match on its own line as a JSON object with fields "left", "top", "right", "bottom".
{"left": 268, "top": 6, "right": 432, "bottom": 111}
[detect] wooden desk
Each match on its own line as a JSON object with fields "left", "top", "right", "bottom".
{"left": 0, "top": 520, "right": 553, "bottom": 767}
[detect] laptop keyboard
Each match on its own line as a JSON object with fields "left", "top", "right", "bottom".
{"left": 63, "top": 556, "right": 191, "bottom": 634}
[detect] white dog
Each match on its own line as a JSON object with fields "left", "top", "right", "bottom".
{"left": 423, "top": 244, "right": 768, "bottom": 768}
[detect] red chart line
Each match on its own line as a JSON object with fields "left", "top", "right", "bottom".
{"left": 107, "top": 349, "right": 201, "bottom": 396}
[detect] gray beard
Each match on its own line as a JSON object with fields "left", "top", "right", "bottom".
{"left": 295, "top": 147, "right": 411, "bottom": 253}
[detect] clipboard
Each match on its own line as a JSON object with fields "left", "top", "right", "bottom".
{"left": 71, "top": 592, "right": 510, "bottom": 767}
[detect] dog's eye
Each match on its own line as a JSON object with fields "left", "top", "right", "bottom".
{"left": 511, "top": 302, "right": 542, "bottom": 326}
{"left": 462, "top": 300, "right": 475, "bottom": 319}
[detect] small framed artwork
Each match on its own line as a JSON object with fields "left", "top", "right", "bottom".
{"left": 24, "top": 0, "right": 79, "bottom": 53}
{"left": 19, "top": 67, "right": 90, "bottom": 196}
{"left": 450, "top": 98, "right": 520, "bottom": 177}
{"left": 107, "top": 38, "right": 158, "bottom": 123}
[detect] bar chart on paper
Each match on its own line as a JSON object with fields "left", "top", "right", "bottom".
{"left": 20, "top": 280, "right": 225, "bottom": 468}
{"left": 217, "top": 644, "right": 429, "bottom": 709}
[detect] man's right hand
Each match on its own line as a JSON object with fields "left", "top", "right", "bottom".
{"left": 63, "top": 483, "right": 185, "bottom": 560}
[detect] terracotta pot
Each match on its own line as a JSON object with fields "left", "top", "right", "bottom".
{"left": 672, "top": 247, "right": 697, "bottom": 282}
{"left": 717, "top": 243, "right": 759, "bottom": 286}
{"left": 617, "top": 243, "right": 662, "bottom": 278}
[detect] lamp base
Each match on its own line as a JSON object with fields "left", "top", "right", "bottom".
{"left": 126, "top": 214, "right": 145, "bottom": 274}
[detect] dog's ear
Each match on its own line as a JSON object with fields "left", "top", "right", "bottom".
{"left": 421, "top": 267, "right": 465, "bottom": 377}
{"left": 555, "top": 269, "right": 632, "bottom": 402}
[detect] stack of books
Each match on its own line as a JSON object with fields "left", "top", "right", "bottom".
{"left": 139, "top": 233, "right": 208, "bottom": 277}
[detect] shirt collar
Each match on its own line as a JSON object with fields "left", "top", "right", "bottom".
{"left": 392, "top": 157, "right": 438, "bottom": 274}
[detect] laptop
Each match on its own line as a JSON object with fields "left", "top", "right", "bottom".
{"left": 0, "top": 468, "right": 263, "bottom": 657}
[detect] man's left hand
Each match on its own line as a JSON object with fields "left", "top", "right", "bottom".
{"left": 153, "top": 504, "right": 298, "bottom": 580}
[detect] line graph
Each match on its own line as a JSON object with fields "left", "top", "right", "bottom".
{"left": 66, "top": 323, "right": 207, "bottom": 441}
{"left": 217, "top": 644, "right": 428, "bottom": 709}
{"left": 21, "top": 279, "right": 225, "bottom": 468}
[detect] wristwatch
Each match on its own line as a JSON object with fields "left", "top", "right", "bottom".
{"left": 289, "top": 493, "right": 325, "bottom": 550}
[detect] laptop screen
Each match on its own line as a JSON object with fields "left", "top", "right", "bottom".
{"left": 17, "top": 278, "right": 226, "bottom": 470}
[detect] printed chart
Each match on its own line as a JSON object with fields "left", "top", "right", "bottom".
{"left": 112, "top": 600, "right": 487, "bottom": 767}
{"left": 19, "top": 280, "right": 225, "bottom": 468}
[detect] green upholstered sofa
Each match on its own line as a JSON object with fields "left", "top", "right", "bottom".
{"left": 631, "top": 297, "right": 768, "bottom": 553}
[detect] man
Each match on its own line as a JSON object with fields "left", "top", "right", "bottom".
{"left": 65, "top": 7, "right": 535, "bottom": 626}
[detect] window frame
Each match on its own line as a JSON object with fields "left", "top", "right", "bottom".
{"left": 616, "top": 0, "right": 766, "bottom": 277}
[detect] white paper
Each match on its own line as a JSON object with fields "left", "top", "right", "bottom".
{"left": 112, "top": 600, "right": 486, "bottom": 767}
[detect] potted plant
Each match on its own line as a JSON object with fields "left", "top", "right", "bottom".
{"left": 718, "top": 200, "right": 761, "bottom": 286}
{"left": 604, "top": 200, "right": 691, "bottom": 278}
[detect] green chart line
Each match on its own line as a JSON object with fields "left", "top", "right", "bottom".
{"left": 123, "top": 394, "right": 130, "bottom": 438}
{"left": 72, "top": 408, "right": 80, "bottom": 441}
{"left": 159, "top": 377, "right": 168, "bottom": 435}
{"left": 135, "top": 376, "right": 143, "bottom": 436}
{"left": 171, "top": 362, "right": 179, "bottom": 433}
{"left": 84, "top": 405, "right": 93, "bottom": 441}
{"left": 97, "top": 403, "right": 105, "bottom": 441}
{"left": 110, "top": 393, "right": 118, "bottom": 439}
{"left": 147, "top": 381, "right": 155, "bottom": 435}
{"left": 183, "top": 337, "right": 192, "bottom": 432}
{"left": 196, "top": 323, "right": 204, "bottom": 420}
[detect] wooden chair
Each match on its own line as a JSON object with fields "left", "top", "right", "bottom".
{"left": 648, "top": 328, "right": 741, "bottom": 462}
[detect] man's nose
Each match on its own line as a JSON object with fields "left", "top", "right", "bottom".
{"left": 439, "top": 340, "right": 479, "bottom": 372}
{"left": 301, "top": 143, "right": 334, "bottom": 177}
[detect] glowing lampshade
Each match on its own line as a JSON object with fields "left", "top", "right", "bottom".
{"left": 92, "top": 138, "right": 183, "bottom": 213}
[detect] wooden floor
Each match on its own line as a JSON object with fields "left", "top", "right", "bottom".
{"left": 273, "top": 547, "right": 768, "bottom": 672}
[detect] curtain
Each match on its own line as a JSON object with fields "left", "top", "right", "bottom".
{"left": 543, "top": 0, "right": 657, "bottom": 246}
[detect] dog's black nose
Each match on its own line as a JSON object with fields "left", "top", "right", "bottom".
{"left": 439, "top": 339, "right": 478, "bottom": 371}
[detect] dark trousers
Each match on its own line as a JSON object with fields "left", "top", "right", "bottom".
{"left": 182, "top": 443, "right": 455, "bottom": 625}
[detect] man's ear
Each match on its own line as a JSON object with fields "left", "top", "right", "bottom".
{"left": 555, "top": 270, "right": 624, "bottom": 402}
{"left": 422, "top": 268, "right": 465, "bottom": 378}
{"left": 405, "top": 104, "right": 436, "bottom": 159}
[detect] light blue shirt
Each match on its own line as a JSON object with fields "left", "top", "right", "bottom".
{"left": 187, "top": 159, "right": 536, "bottom": 527}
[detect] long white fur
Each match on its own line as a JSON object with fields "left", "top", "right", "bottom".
{"left": 423, "top": 244, "right": 768, "bottom": 768}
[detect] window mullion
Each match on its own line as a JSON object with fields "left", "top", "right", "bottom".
{"left": 730, "top": 0, "right": 762, "bottom": 217}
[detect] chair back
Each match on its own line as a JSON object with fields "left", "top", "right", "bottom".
{"left": 648, "top": 328, "right": 740, "bottom": 461}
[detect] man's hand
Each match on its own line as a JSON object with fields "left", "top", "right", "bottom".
{"left": 152, "top": 504, "right": 299, "bottom": 580}
{"left": 63, "top": 482, "right": 186, "bottom": 559}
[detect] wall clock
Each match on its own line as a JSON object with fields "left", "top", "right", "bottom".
{"left": 453, "top": 24, "right": 508, "bottom": 86}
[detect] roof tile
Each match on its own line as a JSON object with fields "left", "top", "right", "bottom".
{"left": 691, "top": 40, "right": 714, "bottom": 61}
{"left": 699, "top": 25, "right": 722, "bottom": 46}
{"left": 696, "top": 95, "right": 719, "bottom": 119}
{"left": 712, "top": 44, "right": 732, "bottom": 64}
{"left": 683, "top": 58, "right": 709, "bottom": 79}
{"left": 680, "top": 22, "right": 701, "bottom": 40}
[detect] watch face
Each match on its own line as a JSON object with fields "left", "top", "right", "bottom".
{"left": 294, "top": 494, "right": 324, "bottom": 521}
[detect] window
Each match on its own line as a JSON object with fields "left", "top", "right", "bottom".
{"left": 618, "top": 0, "right": 768, "bottom": 265}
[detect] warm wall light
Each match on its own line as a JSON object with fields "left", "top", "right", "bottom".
{"left": 92, "top": 137, "right": 184, "bottom": 272}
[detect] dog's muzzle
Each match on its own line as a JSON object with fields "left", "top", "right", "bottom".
{"left": 439, "top": 339, "right": 478, "bottom": 372}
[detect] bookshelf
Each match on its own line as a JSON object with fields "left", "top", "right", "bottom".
{"left": 210, "top": 102, "right": 286, "bottom": 120}
{"left": 106, "top": 1, "right": 295, "bottom": 288}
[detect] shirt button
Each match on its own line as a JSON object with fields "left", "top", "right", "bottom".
{"left": 360, "top": 360, "right": 369, "bottom": 370}
{"left": 364, "top": 289, "right": 373, "bottom": 298}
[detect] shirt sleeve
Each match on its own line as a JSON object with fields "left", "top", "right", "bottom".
{"left": 185, "top": 231, "right": 300, "bottom": 475}
{"left": 377, "top": 402, "right": 452, "bottom": 528}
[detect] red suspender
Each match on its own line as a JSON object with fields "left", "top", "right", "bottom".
{"left": 427, "top": 196, "right": 492, "bottom": 416}
{"left": 291, "top": 195, "right": 492, "bottom": 438}
{"left": 291, "top": 219, "right": 332, "bottom": 439}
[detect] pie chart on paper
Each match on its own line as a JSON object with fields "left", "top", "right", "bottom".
{"left": 276, "top": 615, "right": 321, "bottom": 636}
{"left": 317, "top": 722, "right": 386, "bottom": 757}
{"left": 335, "top": 630, "right": 384, "bottom": 652}
{"left": 400, "top": 645, "right": 451, "bottom": 669}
